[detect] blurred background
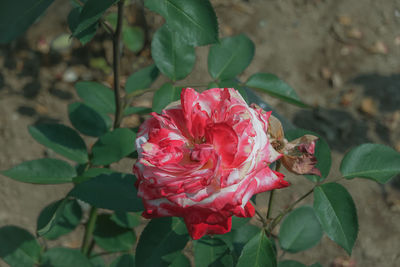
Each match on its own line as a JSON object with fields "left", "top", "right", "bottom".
{"left": 0, "top": 0, "right": 400, "bottom": 266}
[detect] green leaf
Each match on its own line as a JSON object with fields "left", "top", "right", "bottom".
{"left": 285, "top": 129, "right": 331, "bottom": 182}
{"left": 73, "top": 167, "right": 114, "bottom": 183}
{"left": 0, "top": 0, "right": 55, "bottom": 43}
{"left": 313, "top": 183, "right": 358, "bottom": 255}
{"left": 231, "top": 217, "right": 251, "bottom": 230}
{"left": 147, "top": 0, "right": 218, "bottom": 46}
{"left": 94, "top": 214, "right": 136, "bottom": 252}
{"left": 28, "top": 123, "right": 88, "bottom": 164}
{"left": 164, "top": 252, "right": 190, "bottom": 267}
{"left": 123, "top": 26, "right": 145, "bottom": 52}
{"left": 278, "top": 260, "right": 307, "bottom": 267}
{"left": 340, "top": 143, "right": 400, "bottom": 184}
{"left": 153, "top": 82, "right": 181, "bottom": 113}
{"left": 41, "top": 247, "right": 92, "bottom": 267}
{"left": 70, "top": 173, "right": 143, "bottom": 212}
{"left": 90, "top": 256, "right": 107, "bottom": 267}
{"left": 75, "top": 81, "right": 115, "bottom": 114}
{"left": 110, "top": 254, "right": 135, "bottom": 267}
{"left": 36, "top": 198, "right": 68, "bottom": 236}
{"left": 194, "top": 236, "right": 233, "bottom": 267}
{"left": 0, "top": 226, "right": 41, "bottom": 266}
{"left": 125, "top": 64, "right": 159, "bottom": 94}
{"left": 68, "top": 7, "right": 97, "bottom": 45}
{"left": 208, "top": 81, "right": 219, "bottom": 89}
{"left": 135, "top": 217, "right": 189, "bottom": 267}
{"left": 37, "top": 198, "right": 82, "bottom": 239}
{"left": 145, "top": 0, "right": 167, "bottom": 17}
{"left": 208, "top": 34, "right": 254, "bottom": 80}
{"left": 2, "top": 158, "right": 76, "bottom": 184}
{"left": 279, "top": 206, "right": 322, "bottom": 253}
{"left": 72, "top": 0, "right": 119, "bottom": 37}
{"left": 68, "top": 102, "right": 111, "bottom": 137}
{"left": 309, "top": 263, "right": 323, "bottom": 267}
{"left": 246, "top": 73, "right": 307, "bottom": 107}
{"left": 111, "top": 212, "right": 141, "bottom": 228}
{"left": 227, "top": 223, "right": 261, "bottom": 263}
{"left": 152, "top": 25, "right": 196, "bottom": 81}
{"left": 91, "top": 128, "right": 137, "bottom": 165}
{"left": 124, "top": 106, "right": 153, "bottom": 116}
{"left": 236, "top": 230, "right": 277, "bottom": 267}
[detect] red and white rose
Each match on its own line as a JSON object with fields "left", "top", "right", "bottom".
{"left": 133, "top": 88, "right": 313, "bottom": 240}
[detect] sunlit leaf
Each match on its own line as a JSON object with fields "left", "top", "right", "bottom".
{"left": 2, "top": 158, "right": 76, "bottom": 184}
{"left": 28, "top": 123, "right": 88, "bottom": 164}
{"left": 208, "top": 34, "right": 254, "bottom": 80}
{"left": 152, "top": 25, "right": 195, "bottom": 81}
{"left": 246, "top": 73, "right": 307, "bottom": 107}
{"left": 340, "top": 143, "right": 400, "bottom": 184}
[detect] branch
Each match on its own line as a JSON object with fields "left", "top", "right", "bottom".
{"left": 268, "top": 187, "right": 314, "bottom": 232}
{"left": 81, "top": 207, "right": 98, "bottom": 255}
{"left": 112, "top": 0, "right": 125, "bottom": 129}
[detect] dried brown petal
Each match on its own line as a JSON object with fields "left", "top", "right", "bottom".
{"left": 268, "top": 115, "right": 284, "bottom": 141}
{"left": 282, "top": 134, "right": 321, "bottom": 176}
{"left": 281, "top": 154, "right": 321, "bottom": 176}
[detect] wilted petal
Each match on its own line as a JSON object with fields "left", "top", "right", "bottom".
{"left": 282, "top": 135, "right": 321, "bottom": 176}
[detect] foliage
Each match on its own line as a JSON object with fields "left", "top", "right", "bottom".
{"left": 1, "top": 0, "right": 400, "bottom": 266}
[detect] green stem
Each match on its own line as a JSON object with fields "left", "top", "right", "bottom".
{"left": 269, "top": 187, "right": 314, "bottom": 232}
{"left": 266, "top": 161, "right": 281, "bottom": 220}
{"left": 266, "top": 190, "right": 275, "bottom": 220}
{"left": 81, "top": 0, "right": 126, "bottom": 259}
{"left": 112, "top": 0, "right": 125, "bottom": 129}
{"left": 251, "top": 200, "right": 267, "bottom": 227}
{"left": 81, "top": 207, "right": 98, "bottom": 256}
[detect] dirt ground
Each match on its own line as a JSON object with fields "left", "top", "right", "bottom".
{"left": 1, "top": 0, "right": 400, "bottom": 266}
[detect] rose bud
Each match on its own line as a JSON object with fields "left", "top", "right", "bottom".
{"left": 266, "top": 113, "right": 321, "bottom": 176}
{"left": 133, "top": 88, "right": 289, "bottom": 240}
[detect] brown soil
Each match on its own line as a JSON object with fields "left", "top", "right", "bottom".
{"left": 1, "top": 0, "right": 400, "bottom": 266}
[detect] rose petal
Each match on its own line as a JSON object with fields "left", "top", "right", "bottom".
{"left": 134, "top": 88, "right": 289, "bottom": 239}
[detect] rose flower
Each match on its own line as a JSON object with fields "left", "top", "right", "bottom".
{"left": 133, "top": 88, "right": 317, "bottom": 240}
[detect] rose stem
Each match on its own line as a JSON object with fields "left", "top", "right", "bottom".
{"left": 81, "top": 0, "right": 126, "bottom": 256}
{"left": 251, "top": 200, "right": 267, "bottom": 226}
{"left": 266, "top": 190, "right": 275, "bottom": 220}
{"left": 268, "top": 186, "right": 314, "bottom": 232}
{"left": 266, "top": 161, "right": 281, "bottom": 220}
{"left": 81, "top": 207, "right": 98, "bottom": 255}
{"left": 112, "top": 0, "right": 125, "bottom": 129}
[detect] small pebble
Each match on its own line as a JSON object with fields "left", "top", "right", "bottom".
{"left": 346, "top": 28, "right": 363, "bottom": 39}
{"left": 338, "top": 15, "right": 352, "bottom": 26}
{"left": 370, "top": 41, "right": 388, "bottom": 54}
{"left": 62, "top": 68, "right": 78, "bottom": 83}
{"left": 332, "top": 73, "right": 343, "bottom": 88}
{"left": 320, "top": 67, "right": 332, "bottom": 80}
{"left": 360, "top": 97, "right": 378, "bottom": 116}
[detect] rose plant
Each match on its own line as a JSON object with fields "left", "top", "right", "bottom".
{"left": 1, "top": 0, "right": 400, "bottom": 267}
